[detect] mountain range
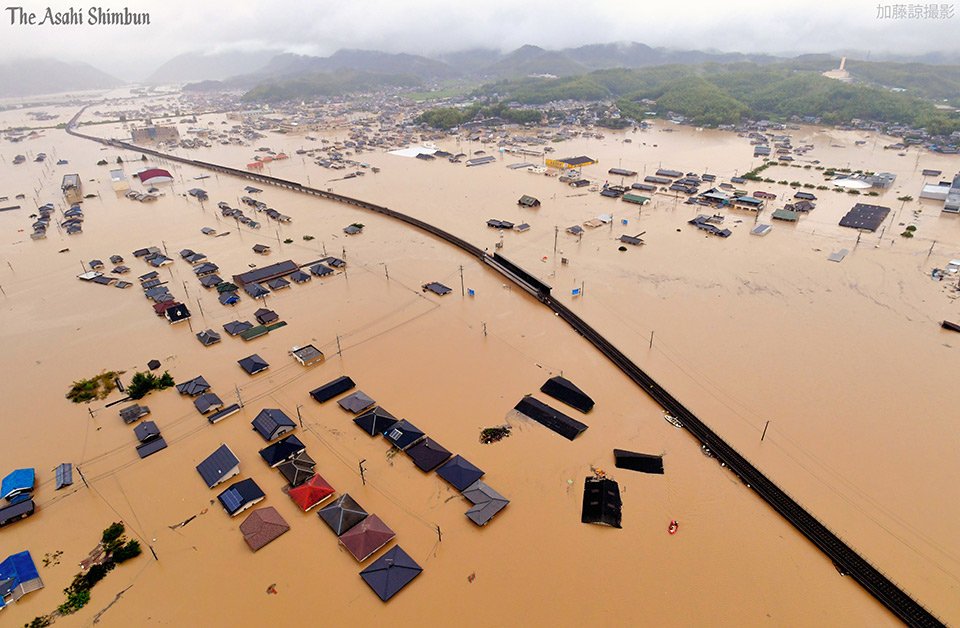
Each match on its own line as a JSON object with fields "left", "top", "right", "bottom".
{"left": 0, "top": 59, "right": 122, "bottom": 98}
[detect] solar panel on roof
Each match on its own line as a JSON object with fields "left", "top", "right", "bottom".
{"left": 221, "top": 489, "right": 243, "bottom": 513}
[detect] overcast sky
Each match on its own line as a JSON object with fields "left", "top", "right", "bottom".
{"left": 3, "top": 0, "right": 958, "bottom": 79}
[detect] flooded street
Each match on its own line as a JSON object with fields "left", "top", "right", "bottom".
{"left": 0, "top": 94, "right": 957, "bottom": 626}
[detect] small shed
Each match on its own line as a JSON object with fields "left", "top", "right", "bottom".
{"left": 290, "top": 270, "right": 312, "bottom": 284}
{"left": 422, "top": 282, "right": 451, "bottom": 296}
{"left": 196, "top": 444, "right": 241, "bottom": 488}
{"left": 436, "top": 455, "right": 484, "bottom": 491}
{"left": 318, "top": 493, "right": 368, "bottom": 536}
{"left": 134, "top": 421, "right": 161, "bottom": 443}
{"left": 310, "top": 263, "right": 334, "bottom": 277}
{"left": 239, "top": 506, "right": 290, "bottom": 551}
{"left": 339, "top": 514, "right": 395, "bottom": 562}
{"left": 253, "top": 244, "right": 271, "bottom": 255}
{"left": 359, "top": 546, "right": 422, "bottom": 601}
{"left": 54, "top": 463, "right": 73, "bottom": 490}
{"left": 518, "top": 195, "right": 540, "bottom": 208}
{"left": 581, "top": 476, "right": 622, "bottom": 528}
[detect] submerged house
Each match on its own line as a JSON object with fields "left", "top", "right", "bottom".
{"left": 517, "top": 195, "right": 540, "bottom": 208}
{"left": 0, "top": 551, "right": 44, "bottom": 607}
{"left": 462, "top": 480, "right": 509, "bottom": 526}
{"left": 318, "top": 493, "right": 368, "bottom": 536}
{"left": 339, "top": 514, "right": 395, "bottom": 562}
{"left": 359, "top": 546, "right": 422, "bottom": 602}
{"left": 239, "top": 506, "right": 289, "bottom": 551}
{"left": 196, "top": 444, "right": 241, "bottom": 488}
{"left": 309, "top": 376, "right": 356, "bottom": 403}
{"left": 581, "top": 476, "right": 622, "bottom": 528}
{"left": 217, "top": 478, "right": 266, "bottom": 517}
{"left": 258, "top": 435, "right": 306, "bottom": 468}
{"left": 252, "top": 408, "right": 296, "bottom": 442}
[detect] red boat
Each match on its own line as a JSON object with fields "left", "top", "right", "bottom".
{"left": 668, "top": 520, "right": 679, "bottom": 535}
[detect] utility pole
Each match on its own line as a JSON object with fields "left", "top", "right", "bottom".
{"left": 554, "top": 225, "right": 558, "bottom": 254}
{"left": 459, "top": 265, "right": 465, "bottom": 296}
{"left": 296, "top": 404, "right": 304, "bottom": 428}
{"left": 235, "top": 384, "right": 244, "bottom": 408}
{"left": 761, "top": 420, "right": 771, "bottom": 442}
{"left": 649, "top": 330, "right": 654, "bottom": 349}
{"left": 359, "top": 459, "right": 367, "bottom": 485}
{"left": 76, "top": 466, "right": 89, "bottom": 488}
{"left": 336, "top": 335, "right": 342, "bottom": 356}
{"left": 384, "top": 264, "right": 389, "bottom": 280}
{"left": 436, "top": 525, "right": 442, "bottom": 543}
{"left": 482, "top": 322, "right": 487, "bottom": 337}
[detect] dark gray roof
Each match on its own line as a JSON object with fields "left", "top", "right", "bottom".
{"left": 233, "top": 260, "right": 299, "bottom": 286}
{"left": 54, "top": 463, "right": 73, "bottom": 490}
{"left": 136, "top": 437, "right": 168, "bottom": 459}
{"left": 196, "top": 444, "right": 241, "bottom": 488}
{"left": 581, "top": 476, "right": 621, "bottom": 528}
{"left": 194, "top": 392, "right": 224, "bottom": 414}
{"left": 244, "top": 283, "right": 270, "bottom": 299}
{"left": 310, "top": 263, "right": 333, "bottom": 277}
{"left": 217, "top": 478, "right": 265, "bottom": 516}
{"left": 309, "top": 376, "right": 355, "bottom": 403}
{"left": 540, "top": 376, "right": 594, "bottom": 413}
{"left": 405, "top": 437, "right": 452, "bottom": 472}
{"left": 290, "top": 270, "right": 311, "bottom": 283}
{"left": 383, "top": 419, "right": 424, "bottom": 450}
{"left": 513, "top": 396, "right": 588, "bottom": 440}
{"left": 436, "top": 455, "right": 484, "bottom": 491}
{"left": 251, "top": 408, "right": 296, "bottom": 441}
{"left": 133, "top": 421, "right": 160, "bottom": 443}
{"left": 337, "top": 391, "right": 376, "bottom": 414}
{"left": 176, "top": 375, "right": 210, "bottom": 396}
{"left": 238, "top": 354, "right": 269, "bottom": 375}
{"left": 207, "top": 403, "right": 241, "bottom": 424}
{"left": 277, "top": 451, "right": 316, "bottom": 487}
{"left": 223, "top": 320, "right": 253, "bottom": 336}
{"left": 196, "top": 329, "right": 222, "bottom": 346}
{"left": 119, "top": 404, "right": 150, "bottom": 424}
{"left": 462, "top": 480, "right": 509, "bottom": 526}
{"left": 317, "top": 493, "right": 368, "bottom": 536}
{"left": 353, "top": 406, "right": 399, "bottom": 436}
{"left": 422, "top": 282, "right": 451, "bottom": 296}
{"left": 359, "top": 546, "right": 423, "bottom": 601}
{"left": 258, "top": 434, "right": 306, "bottom": 467}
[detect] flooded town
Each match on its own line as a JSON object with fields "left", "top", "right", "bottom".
{"left": 0, "top": 4, "right": 958, "bottom": 627}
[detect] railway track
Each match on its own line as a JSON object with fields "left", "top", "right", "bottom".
{"left": 65, "top": 116, "right": 943, "bottom": 626}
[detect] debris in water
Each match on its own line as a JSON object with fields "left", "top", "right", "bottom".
{"left": 266, "top": 583, "right": 278, "bottom": 595}
{"left": 480, "top": 425, "right": 511, "bottom": 444}
{"left": 467, "top": 572, "right": 476, "bottom": 583}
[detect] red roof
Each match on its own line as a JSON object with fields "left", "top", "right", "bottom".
{"left": 153, "top": 301, "right": 179, "bottom": 315}
{"left": 137, "top": 168, "right": 173, "bottom": 184}
{"left": 288, "top": 473, "right": 335, "bottom": 512}
{"left": 338, "top": 514, "right": 395, "bottom": 562}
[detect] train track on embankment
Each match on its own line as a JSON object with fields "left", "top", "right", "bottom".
{"left": 65, "top": 114, "right": 943, "bottom": 626}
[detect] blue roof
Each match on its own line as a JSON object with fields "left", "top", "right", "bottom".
{"left": 0, "top": 550, "right": 41, "bottom": 601}
{"left": 1, "top": 469, "right": 34, "bottom": 500}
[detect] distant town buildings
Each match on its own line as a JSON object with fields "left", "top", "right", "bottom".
{"left": 131, "top": 125, "right": 180, "bottom": 144}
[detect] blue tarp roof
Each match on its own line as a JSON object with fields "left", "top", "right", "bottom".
{"left": 1, "top": 469, "right": 34, "bottom": 500}
{"left": 0, "top": 551, "right": 41, "bottom": 601}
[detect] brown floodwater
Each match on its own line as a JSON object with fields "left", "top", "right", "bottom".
{"left": 0, "top": 96, "right": 957, "bottom": 626}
